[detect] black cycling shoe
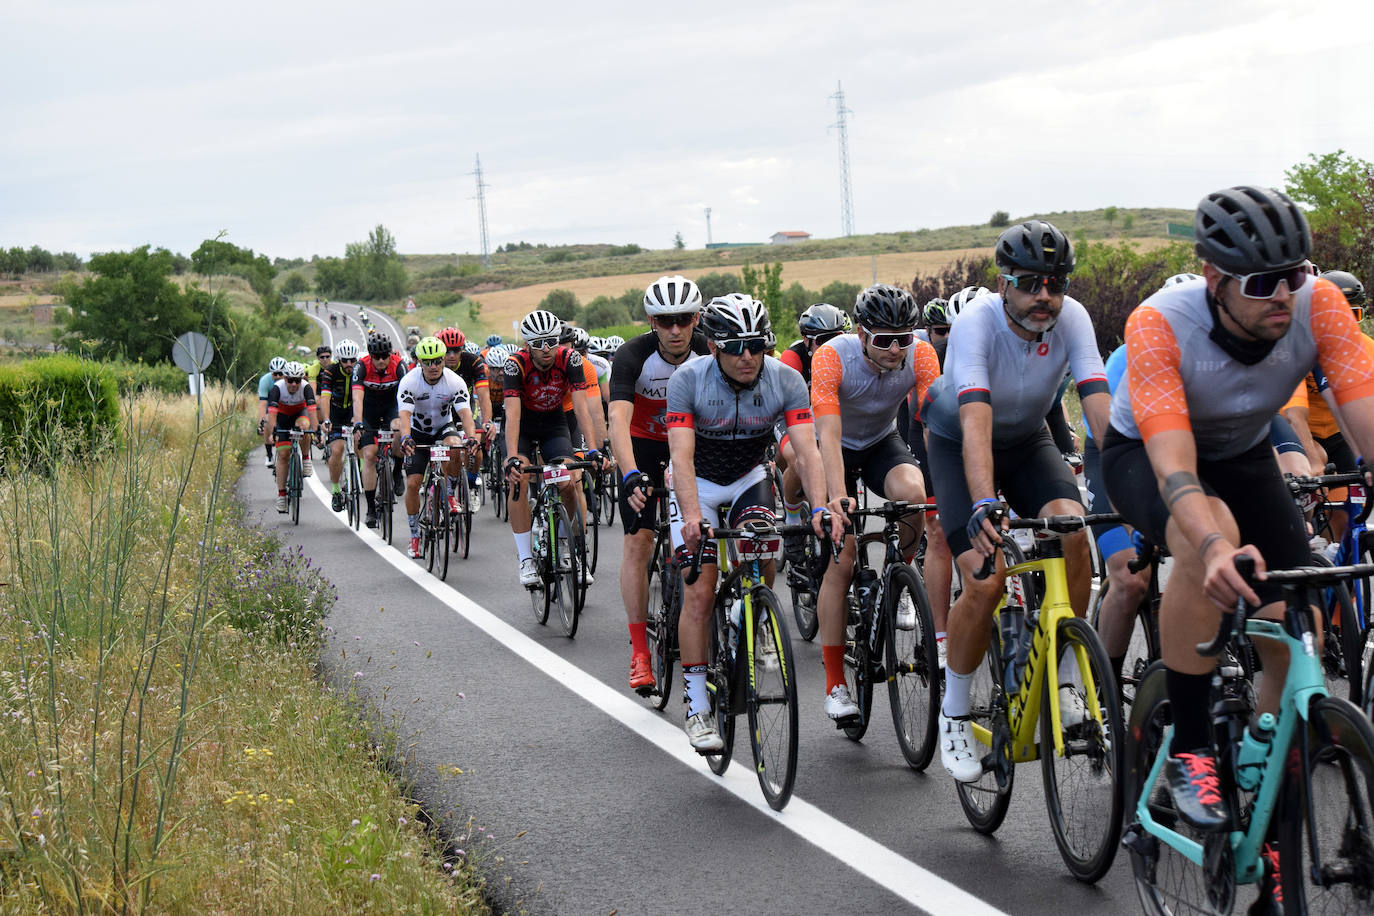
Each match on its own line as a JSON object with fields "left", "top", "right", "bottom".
{"left": 1164, "top": 749, "right": 1229, "bottom": 832}
{"left": 782, "top": 534, "right": 807, "bottom": 572}
{"left": 331, "top": 491, "right": 345, "bottom": 512}
{"left": 365, "top": 510, "right": 377, "bottom": 529}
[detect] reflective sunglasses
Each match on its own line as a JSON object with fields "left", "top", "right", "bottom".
{"left": 420, "top": 357, "right": 444, "bottom": 367}
{"left": 807, "top": 331, "right": 843, "bottom": 348}
{"left": 527, "top": 337, "right": 559, "bottom": 350}
{"left": 1002, "top": 273, "right": 1070, "bottom": 296}
{"left": 1219, "top": 264, "right": 1309, "bottom": 300}
{"left": 653, "top": 313, "right": 696, "bottom": 328}
{"left": 719, "top": 338, "right": 768, "bottom": 356}
{"left": 868, "top": 331, "right": 915, "bottom": 349}
{"left": 272, "top": 372, "right": 284, "bottom": 379}
{"left": 928, "top": 326, "right": 951, "bottom": 337}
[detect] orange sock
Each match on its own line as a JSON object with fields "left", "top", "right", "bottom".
{"left": 822, "top": 644, "right": 846, "bottom": 693}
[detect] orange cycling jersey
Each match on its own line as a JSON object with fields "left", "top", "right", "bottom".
{"left": 561, "top": 356, "right": 600, "bottom": 412}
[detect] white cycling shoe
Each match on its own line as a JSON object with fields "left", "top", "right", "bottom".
{"left": 518, "top": 558, "right": 540, "bottom": 587}
{"left": 939, "top": 712, "right": 983, "bottom": 783}
{"left": 825, "top": 684, "right": 860, "bottom": 719}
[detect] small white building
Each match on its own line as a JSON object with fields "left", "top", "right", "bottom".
{"left": 769, "top": 231, "right": 812, "bottom": 245}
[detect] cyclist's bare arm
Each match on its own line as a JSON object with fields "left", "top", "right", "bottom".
{"left": 571, "top": 388, "right": 605, "bottom": 454}
{"left": 504, "top": 396, "right": 523, "bottom": 465}
{"left": 1079, "top": 390, "right": 1111, "bottom": 446}
{"left": 813, "top": 413, "right": 850, "bottom": 522}
{"left": 788, "top": 420, "right": 842, "bottom": 532}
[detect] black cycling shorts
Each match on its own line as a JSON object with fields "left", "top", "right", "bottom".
{"left": 359, "top": 405, "right": 399, "bottom": 448}
{"left": 1100, "top": 427, "right": 1307, "bottom": 605}
{"left": 928, "top": 426, "right": 1082, "bottom": 558}
{"left": 621, "top": 438, "right": 670, "bottom": 535}
{"left": 516, "top": 411, "right": 575, "bottom": 466}
{"left": 842, "top": 431, "right": 918, "bottom": 501}
{"left": 404, "top": 426, "right": 461, "bottom": 477}
{"left": 1318, "top": 431, "right": 1358, "bottom": 473}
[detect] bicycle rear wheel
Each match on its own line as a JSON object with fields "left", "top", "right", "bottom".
{"left": 434, "top": 477, "right": 451, "bottom": 581}
{"left": 1089, "top": 577, "right": 1160, "bottom": 708}
{"left": 553, "top": 501, "right": 579, "bottom": 638}
{"left": 586, "top": 488, "right": 601, "bottom": 575}
{"left": 288, "top": 447, "right": 302, "bottom": 526}
{"left": 1123, "top": 662, "right": 1222, "bottom": 916}
{"left": 841, "top": 592, "right": 875, "bottom": 741}
{"left": 1040, "top": 615, "right": 1124, "bottom": 883}
{"left": 571, "top": 522, "right": 589, "bottom": 615}
{"left": 955, "top": 625, "right": 1015, "bottom": 834}
{"left": 645, "top": 547, "right": 678, "bottom": 711}
{"left": 452, "top": 472, "right": 471, "bottom": 560}
{"left": 885, "top": 563, "right": 939, "bottom": 771}
{"left": 747, "top": 586, "right": 799, "bottom": 810}
{"left": 600, "top": 470, "right": 616, "bottom": 526}
{"left": 1276, "top": 693, "right": 1374, "bottom": 913}
{"left": 705, "top": 596, "right": 737, "bottom": 776}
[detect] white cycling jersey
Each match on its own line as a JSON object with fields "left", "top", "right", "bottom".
{"left": 397, "top": 366, "right": 470, "bottom": 437}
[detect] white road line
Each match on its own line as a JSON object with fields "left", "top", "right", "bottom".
{"left": 301, "top": 309, "right": 334, "bottom": 348}
{"left": 301, "top": 474, "right": 1007, "bottom": 916}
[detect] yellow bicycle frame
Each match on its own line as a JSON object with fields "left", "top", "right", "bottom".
{"left": 711, "top": 521, "right": 790, "bottom": 728}
{"left": 970, "top": 549, "right": 1106, "bottom": 763}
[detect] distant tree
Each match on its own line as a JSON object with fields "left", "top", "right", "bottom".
{"left": 582, "top": 295, "right": 630, "bottom": 328}
{"left": 623, "top": 287, "right": 648, "bottom": 320}
{"left": 539, "top": 288, "right": 580, "bottom": 321}
{"left": 54, "top": 251, "right": 84, "bottom": 272}
{"left": 741, "top": 262, "right": 786, "bottom": 332}
{"left": 61, "top": 246, "right": 203, "bottom": 363}
{"left": 989, "top": 210, "right": 1011, "bottom": 228}
{"left": 281, "top": 271, "right": 310, "bottom": 296}
{"left": 1104, "top": 206, "right": 1119, "bottom": 224}
{"left": 26, "top": 246, "right": 54, "bottom": 273}
{"left": 695, "top": 271, "right": 742, "bottom": 302}
{"left": 608, "top": 243, "right": 642, "bottom": 256}
{"left": 783, "top": 281, "right": 816, "bottom": 324}
{"left": 1285, "top": 149, "right": 1374, "bottom": 274}
{"left": 673, "top": 231, "right": 685, "bottom": 250}
{"left": 3, "top": 247, "right": 26, "bottom": 277}
{"left": 1122, "top": 212, "right": 1136, "bottom": 232}
{"left": 819, "top": 280, "right": 863, "bottom": 312}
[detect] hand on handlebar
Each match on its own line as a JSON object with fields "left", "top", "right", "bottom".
{"left": 624, "top": 470, "right": 651, "bottom": 513}
{"left": 967, "top": 498, "right": 1007, "bottom": 558}
{"left": 401, "top": 435, "right": 415, "bottom": 456}
{"left": 1202, "top": 540, "right": 1264, "bottom": 611}
{"left": 682, "top": 516, "right": 710, "bottom": 555}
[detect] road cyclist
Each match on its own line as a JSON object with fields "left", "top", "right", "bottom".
{"left": 263, "top": 360, "right": 320, "bottom": 514}
{"left": 316, "top": 339, "right": 361, "bottom": 512}
{"left": 352, "top": 330, "right": 406, "bottom": 529}
{"left": 256, "top": 356, "right": 287, "bottom": 469}
{"left": 438, "top": 326, "right": 492, "bottom": 511}
{"left": 609, "top": 275, "right": 710, "bottom": 693}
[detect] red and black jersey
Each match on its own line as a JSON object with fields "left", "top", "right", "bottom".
{"left": 779, "top": 339, "right": 812, "bottom": 385}
{"left": 503, "top": 346, "right": 586, "bottom": 416}
{"left": 351, "top": 353, "right": 405, "bottom": 414}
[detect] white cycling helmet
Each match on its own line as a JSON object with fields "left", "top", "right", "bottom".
{"left": 333, "top": 339, "right": 360, "bottom": 360}
{"left": 463, "top": 340, "right": 481, "bottom": 356}
{"left": 568, "top": 327, "right": 591, "bottom": 349}
{"left": 587, "top": 336, "right": 608, "bottom": 354}
{"left": 283, "top": 361, "right": 305, "bottom": 379}
{"left": 1162, "top": 272, "right": 1203, "bottom": 288}
{"left": 605, "top": 334, "right": 625, "bottom": 351}
{"left": 701, "top": 293, "right": 771, "bottom": 341}
{"left": 946, "top": 285, "right": 991, "bottom": 322}
{"left": 519, "top": 309, "right": 562, "bottom": 342}
{"left": 269, "top": 356, "right": 288, "bottom": 373}
{"left": 643, "top": 275, "right": 703, "bottom": 316}
{"left": 484, "top": 344, "right": 510, "bottom": 368}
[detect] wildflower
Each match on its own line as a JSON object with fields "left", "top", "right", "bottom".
{"left": 351, "top": 819, "right": 360, "bottom": 827}
{"left": 370, "top": 873, "right": 380, "bottom": 882}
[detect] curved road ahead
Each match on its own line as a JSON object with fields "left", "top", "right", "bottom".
{"left": 240, "top": 303, "right": 1219, "bottom": 914}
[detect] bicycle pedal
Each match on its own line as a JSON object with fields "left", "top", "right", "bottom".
{"left": 833, "top": 714, "right": 863, "bottom": 730}
{"left": 633, "top": 685, "right": 655, "bottom": 698}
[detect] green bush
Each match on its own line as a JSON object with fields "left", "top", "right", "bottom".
{"left": 540, "top": 288, "right": 580, "bottom": 321}
{"left": 0, "top": 356, "right": 121, "bottom": 460}
{"left": 584, "top": 321, "right": 647, "bottom": 340}
{"left": 102, "top": 359, "right": 188, "bottom": 396}
{"left": 582, "top": 295, "right": 630, "bottom": 328}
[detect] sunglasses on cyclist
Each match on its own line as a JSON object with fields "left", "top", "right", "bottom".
{"left": 653, "top": 313, "right": 696, "bottom": 328}
{"left": 527, "top": 337, "right": 559, "bottom": 351}
{"left": 1002, "top": 273, "right": 1071, "bottom": 296}
{"left": 928, "top": 326, "right": 951, "bottom": 337}
{"left": 807, "top": 331, "right": 842, "bottom": 348}
{"left": 285, "top": 377, "right": 303, "bottom": 384}
{"left": 339, "top": 358, "right": 357, "bottom": 366}
{"left": 419, "top": 357, "right": 444, "bottom": 367}
{"left": 719, "top": 338, "right": 768, "bottom": 356}
{"left": 1218, "top": 264, "right": 1309, "bottom": 300}
{"left": 867, "top": 331, "right": 914, "bottom": 349}
{"left": 1354, "top": 306, "right": 1366, "bottom": 322}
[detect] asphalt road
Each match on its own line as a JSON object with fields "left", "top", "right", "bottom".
{"left": 247, "top": 302, "right": 1204, "bottom": 915}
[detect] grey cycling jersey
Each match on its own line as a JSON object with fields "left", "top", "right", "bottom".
{"left": 1109, "top": 276, "right": 1374, "bottom": 461}
{"left": 922, "top": 291, "right": 1108, "bottom": 446}
{"left": 397, "top": 366, "right": 470, "bottom": 437}
{"left": 665, "top": 355, "right": 812, "bottom": 485}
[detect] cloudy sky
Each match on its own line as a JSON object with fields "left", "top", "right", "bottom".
{"left": 3, "top": 0, "right": 1372, "bottom": 261}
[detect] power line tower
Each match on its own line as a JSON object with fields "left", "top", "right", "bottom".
{"left": 704, "top": 207, "right": 713, "bottom": 247}
{"left": 471, "top": 155, "right": 492, "bottom": 267}
{"left": 829, "top": 81, "right": 855, "bottom": 237}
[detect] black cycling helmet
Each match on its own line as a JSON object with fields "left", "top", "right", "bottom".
{"left": 922, "top": 298, "right": 951, "bottom": 327}
{"left": 797, "top": 303, "right": 850, "bottom": 338}
{"left": 366, "top": 330, "right": 392, "bottom": 359}
{"left": 1194, "top": 185, "right": 1311, "bottom": 275}
{"left": 1320, "top": 269, "right": 1366, "bottom": 306}
{"left": 995, "top": 220, "right": 1075, "bottom": 275}
{"left": 853, "top": 284, "right": 920, "bottom": 330}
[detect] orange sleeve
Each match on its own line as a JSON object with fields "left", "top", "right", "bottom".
{"left": 810, "top": 344, "right": 843, "bottom": 418}
{"left": 1310, "top": 279, "right": 1374, "bottom": 406}
{"left": 1125, "top": 306, "right": 1191, "bottom": 442}
{"left": 1282, "top": 380, "right": 1308, "bottom": 414}
{"left": 910, "top": 339, "right": 941, "bottom": 419}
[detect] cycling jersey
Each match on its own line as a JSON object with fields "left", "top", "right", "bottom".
{"left": 1110, "top": 277, "right": 1374, "bottom": 460}
{"left": 352, "top": 353, "right": 405, "bottom": 419}
{"left": 266, "top": 379, "right": 315, "bottom": 421}
{"left": 1082, "top": 347, "right": 1127, "bottom": 442}
{"left": 257, "top": 371, "right": 277, "bottom": 400}
{"left": 665, "top": 356, "right": 811, "bottom": 486}
{"left": 810, "top": 333, "right": 941, "bottom": 450}
{"left": 305, "top": 360, "right": 327, "bottom": 389}
{"left": 585, "top": 352, "right": 611, "bottom": 390}
{"left": 561, "top": 354, "right": 601, "bottom": 412}
{"left": 608, "top": 331, "right": 710, "bottom": 441}
{"left": 503, "top": 346, "right": 586, "bottom": 416}
{"left": 316, "top": 363, "right": 354, "bottom": 420}
{"left": 446, "top": 350, "right": 488, "bottom": 398}
{"left": 922, "top": 292, "right": 1108, "bottom": 447}
{"left": 779, "top": 340, "right": 811, "bottom": 383}
{"left": 397, "top": 366, "right": 471, "bottom": 437}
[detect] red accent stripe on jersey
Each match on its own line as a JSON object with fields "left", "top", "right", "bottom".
{"left": 665, "top": 412, "right": 694, "bottom": 429}
{"left": 784, "top": 407, "right": 813, "bottom": 427}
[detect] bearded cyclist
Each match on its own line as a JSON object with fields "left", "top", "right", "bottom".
{"left": 352, "top": 331, "right": 406, "bottom": 528}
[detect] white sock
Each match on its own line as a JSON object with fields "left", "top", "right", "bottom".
{"left": 783, "top": 499, "right": 804, "bottom": 526}
{"left": 942, "top": 668, "right": 973, "bottom": 718}
{"left": 514, "top": 531, "right": 532, "bottom": 562}
{"left": 1059, "top": 647, "right": 1082, "bottom": 690}
{"left": 684, "top": 665, "right": 710, "bottom": 717}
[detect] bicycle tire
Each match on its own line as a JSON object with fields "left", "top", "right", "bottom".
{"left": 704, "top": 595, "right": 737, "bottom": 776}
{"left": 377, "top": 453, "right": 394, "bottom": 545}
{"left": 787, "top": 526, "right": 819, "bottom": 642}
{"left": 955, "top": 625, "right": 1015, "bottom": 834}
{"left": 587, "top": 492, "right": 601, "bottom": 575}
{"left": 288, "top": 446, "right": 302, "bottom": 526}
{"left": 1276, "top": 693, "right": 1374, "bottom": 914}
{"left": 885, "top": 563, "right": 939, "bottom": 771}
{"left": 601, "top": 470, "right": 616, "bottom": 526}
{"left": 747, "top": 586, "right": 799, "bottom": 810}
{"left": 453, "top": 471, "right": 471, "bottom": 560}
{"left": 571, "top": 522, "right": 589, "bottom": 615}
{"left": 344, "top": 455, "right": 357, "bottom": 528}
{"left": 1089, "top": 577, "right": 1161, "bottom": 708}
{"left": 1039, "top": 615, "right": 1124, "bottom": 883}
{"left": 348, "top": 456, "right": 363, "bottom": 530}
{"left": 553, "top": 501, "right": 579, "bottom": 638}
{"left": 528, "top": 496, "right": 551, "bottom": 625}
{"left": 1123, "top": 662, "right": 1224, "bottom": 916}
{"left": 645, "top": 545, "right": 678, "bottom": 711}
{"left": 423, "top": 476, "right": 439, "bottom": 573}
{"left": 435, "top": 476, "right": 451, "bottom": 581}
{"left": 1310, "top": 552, "right": 1363, "bottom": 706}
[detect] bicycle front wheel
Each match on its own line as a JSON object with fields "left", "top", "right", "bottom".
{"left": 553, "top": 501, "right": 579, "bottom": 638}
{"left": 1276, "top": 693, "right": 1374, "bottom": 913}
{"left": 885, "top": 563, "right": 939, "bottom": 771}
{"left": 377, "top": 457, "right": 394, "bottom": 545}
{"left": 435, "top": 477, "right": 451, "bottom": 581}
{"left": 746, "top": 586, "right": 799, "bottom": 810}
{"left": 587, "top": 491, "right": 601, "bottom": 575}
{"left": 452, "top": 472, "right": 471, "bottom": 560}
{"left": 705, "top": 596, "right": 737, "bottom": 776}
{"left": 1040, "top": 615, "right": 1124, "bottom": 883}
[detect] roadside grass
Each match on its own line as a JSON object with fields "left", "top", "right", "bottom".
{"left": 0, "top": 386, "right": 485, "bottom": 913}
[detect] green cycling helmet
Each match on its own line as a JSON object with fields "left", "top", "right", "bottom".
{"left": 414, "top": 336, "right": 447, "bottom": 360}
